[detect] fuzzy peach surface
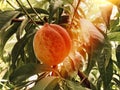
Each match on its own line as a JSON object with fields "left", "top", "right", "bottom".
{"left": 33, "top": 23, "right": 72, "bottom": 66}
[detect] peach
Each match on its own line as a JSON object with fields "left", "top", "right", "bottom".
{"left": 33, "top": 23, "right": 72, "bottom": 66}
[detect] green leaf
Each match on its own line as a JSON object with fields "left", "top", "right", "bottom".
{"left": 26, "top": 35, "right": 37, "bottom": 63}
{"left": 31, "top": 76, "right": 60, "bottom": 90}
{"left": 0, "top": 10, "right": 20, "bottom": 31}
{"left": 103, "top": 40, "right": 112, "bottom": 68}
{"left": 45, "top": 77, "right": 60, "bottom": 90}
{"left": 116, "top": 45, "right": 120, "bottom": 68}
{"left": 65, "top": 80, "right": 86, "bottom": 90}
{"left": 17, "top": 8, "right": 49, "bottom": 15}
{"left": 55, "top": 7, "right": 63, "bottom": 24}
{"left": 97, "top": 40, "right": 112, "bottom": 89}
{"left": 22, "top": 24, "right": 37, "bottom": 63}
{"left": 84, "top": 50, "right": 97, "bottom": 75}
{"left": 48, "top": 0, "right": 63, "bottom": 23}
{"left": 9, "top": 63, "right": 36, "bottom": 84}
{"left": 11, "top": 30, "right": 35, "bottom": 67}
{"left": 2, "top": 23, "right": 21, "bottom": 46}
{"left": 9, "top": 63, "right": 52, "bottom": 84}
{"left": 0, "top": 22, "right": 21, "bottom": 56}
{"left": 82, "top": 18, "right": 106, "bottom": 75}
{"left": 110, "top": 18, "right": 120, "bottom": 32}
{"left": 0, "top": 11, "right": 20, "bottom": 57}
{"left": 97, "top": 77, "right": 102, "bottom": 90}
{"left": 105, "top": 58, "right": 113, "bottom": 88}
{"left": 108, "top": 32, "right": 120, "bottom": 42}
{"left": 11, "top": 35, "right": 29, "bottom": 67}
{"left": 97, "top": 53, "right": 106, "bottom": 87}
{"left": 16, "top": 17, "right": 29, "bottom": 40}
{"left": 85, "top": 41, "right": 104, "bottom": 75}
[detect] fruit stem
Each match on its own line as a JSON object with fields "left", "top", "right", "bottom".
{"left": 50, "top": 65, "right": 63, "bottom": 78}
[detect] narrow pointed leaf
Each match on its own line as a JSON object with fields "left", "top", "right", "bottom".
{"left": 66, "top": 80, "right": 86, "bottom": 90}
{"left": 116, "top": 45, "right": 120, "bottom": 68}
{"left": 9, "top": 63, "right": 52, "bottom": 84}
{"left": 31, "top": 76, "right": 59, "bottom": 90}
{"left": 0, "top": 11, "right": 20, "bottom": 31}
{"left": 16, "top": 17, "right": 29, "bottom": 39}
{"left": 110, "top": 18, "right": 120, "bottom": 32}
{"left": 45, "top": 77, "right": 60, "bottom": 90}
{"left": 11, "top": 31, "right": 35, "bottom": 67}
{"left": 108, "top": 32, "right": 120, "bottom": 41}
{"left": 97, "top": 40, "right": 112, "bottom": 89}
{"left": 105, "top": 58, "right": 113, "bottom": 88}
{"left": 0, "top": 22, "right": 21, "bottom": 56}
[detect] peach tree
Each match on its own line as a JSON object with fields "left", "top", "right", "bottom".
{"left": 0, "top": 0, "right": 120, "bottom": 90}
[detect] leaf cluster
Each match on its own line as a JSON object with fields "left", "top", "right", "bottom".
{"left": 0, "top": 0, "right": 120, "bottom": 90}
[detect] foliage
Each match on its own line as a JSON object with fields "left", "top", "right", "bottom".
{"left": 0, "top": 0, "right": 120, "bottom": 90}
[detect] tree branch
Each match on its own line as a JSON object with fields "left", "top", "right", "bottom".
{"left": 12, "top": 18, "right": 44, "bottom": 25}
{"left": 78, "top": 70, "right": 91, "bottom": 89}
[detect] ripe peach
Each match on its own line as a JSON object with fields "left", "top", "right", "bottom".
{"left": 33, "top": 23, "right": 72, "bottom": 66}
